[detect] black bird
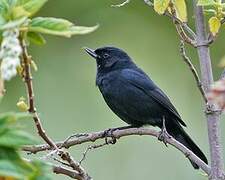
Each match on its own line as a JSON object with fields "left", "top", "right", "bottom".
{"left": 84, "top": 46, "right": 208, "bottom": 169}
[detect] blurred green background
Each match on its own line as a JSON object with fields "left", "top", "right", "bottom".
{"left": 2, "top": 0, "right": 225, "bottom": 179}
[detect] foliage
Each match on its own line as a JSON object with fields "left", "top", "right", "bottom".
{"left": 153, "top": 0, "right": 187, "bottom": 22}
{"left": 0, "top": 112, "right": 51, "bottom": 179}
{"left": 198, "top": 0, "right": 225, "bottom": 36}
{"left": 153, "top": 0, "right": 225, "bottom": 36}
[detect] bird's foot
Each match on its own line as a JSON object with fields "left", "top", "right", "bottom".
{"left": 158, "top": 128, "right": 171, "bottom": 147}
{"left": 103, "top": 128, "right": 117, "bottom": 144}
{"left": 157, "top": 117, "right": 171, "bottom": 146}
{"left": 103, "top": 125, "right": 135, "bottom": 144}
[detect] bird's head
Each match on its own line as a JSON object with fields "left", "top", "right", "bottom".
{"left": 84, "top": 46, "right": 135, "bottom": 72}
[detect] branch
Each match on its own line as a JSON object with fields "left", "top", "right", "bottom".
{"left": 53, "top": 165, "right": 83, "bottom": 180}
{"left": 179, "top": 41, "right": 208, "bottom": 103}
{"left": 20, "top": 38, "right": 57, "bottom": 150}
{"left": 111, "top": 0, "right": 130, "bottom": 7}
{"left": 193, "top": 1, "right": 224, "bottom": 179}
{"left": 24, "top": 157, "right": 84, "bottom": 180}
{"left": 23, "top": 127, "right": 211, "bottom": 175}
{"left": 58, "top": 150, "right": 92, "bottom": 180}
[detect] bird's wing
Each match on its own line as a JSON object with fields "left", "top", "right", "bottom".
{"left": 121, "top": 68, "right": 187, "bottom": 127}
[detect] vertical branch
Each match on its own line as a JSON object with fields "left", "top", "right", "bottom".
{"left": 20, "top": 38, "right": 57, "bottom": 149}
{"left": 193, "top": 1, "right": 224, "bottom": 179}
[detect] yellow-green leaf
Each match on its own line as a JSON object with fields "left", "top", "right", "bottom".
{"left": 173, "top": 0, "right": 187, "bottom": 22}
{"left": 11, "top": 6, "right": 30, "bottom": 19}
{"left": 209, "top": 16, "right": 221, "bottom": 36}
{"left": 16, "top": 100, "right": 28, "bottom": 112}
{"left": 154, "top": 0, "right": 171, "bottom": 15}
{"left": 27, "top": 32, "right": 46, "bottom": 46}
{"left": 16, "top": 0, "right": 47, "bottom": 17}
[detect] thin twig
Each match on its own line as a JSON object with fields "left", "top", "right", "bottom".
{"left": 180, "top": 40, "right": 208, "bottom": 103}
{"left": 79, "top": 138, "right": 116, "bottom": 165}
{"left": 111, "top": 0, "right": 130, "bottom": 7}
{"left": 169, "top": 3, "right": 196, "bottom": 46}
{"left": 60, "top": 133, "right": 89, "bottom": 148}
{"left": 165, "top": 11, "right": 196, "bottom": 40}
{"left": 53, "top": 157, "right": 71, "bottom": 167}
{"left": 58, "top": 150, "right": 92, "bottom": 180}
{"left": 23, "top": 127, "right": 211, "bottom": 175}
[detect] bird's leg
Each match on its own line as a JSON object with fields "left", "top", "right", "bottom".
{"left": 103, "top": 125, "right": 137, "bottom": 144}
{"left": 158, "top": 116, "right": 171, "bottom": 146}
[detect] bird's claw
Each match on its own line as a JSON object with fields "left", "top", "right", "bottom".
{"left": 158, "top": 128, "right": 171, "bottom": 146}
{"left": 158, "top": 116, "right": 171, "bottom": 146}
{"left": 103, "top": 128, "right": 117, "bottom": 144}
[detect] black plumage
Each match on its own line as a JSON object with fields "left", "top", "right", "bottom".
{"left": 85, "top": 46, "right": 208, "bottom": 169}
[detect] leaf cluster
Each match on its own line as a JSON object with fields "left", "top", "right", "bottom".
{"left": 0, "top": 112, "right": 51, "bottom": 179}
{"left": 0, "top": 0, "right": 98, "bottom": 45}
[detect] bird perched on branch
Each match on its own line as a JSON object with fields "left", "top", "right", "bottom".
{"left": 84, "top": 46, "right": 208, "bottom": 169}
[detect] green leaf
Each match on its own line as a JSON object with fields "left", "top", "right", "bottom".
{"left": 28, "top": 17, "right": 98, "bottom": 37}
{"left": 0, "top": 148, "right": 34, "bottom": 179}
{"left": 0, "top": 160, "right": 25, "bottom": 178}
{"left": 0, "top": 113, "right": 17, "bottom": 128}
{"left": 5, "top": 0, "right": 18, "bottom": 7}
{"left": 0, "top": 112, "right": 31, "bottom": 126}
{"left": 16, "top": 0, "right": 30, "bottom": 5}
{"left": 0, "top": 0, "right": 18, "bottom": 20}
{"left": 0, "top": 15, "right": 6, "bottom": 25}
{"left": 0, "top": 129, "right": 37, "bottom": 148}
{"left": 154, "top": 0, "right": 170, "bottom": 15}
{"left": 29, "top": 161, "right": 51, "bottom": 180}
{"left": 17, "top": 0, "right": 48, "bottom": 17}
{"left": 30, "top": 17, "right": 73, "bottom": 31}
{"left": 0, "top": 0, "right": 11, "bottom": 20}
{"left": 27, "top": 32, "right": 46, "bottom": 45}
{"left": 0, "top": 113, "right": 50, "bottom": 179}
{"left": 69, "top": 25, "right": 99, "bottom": 36}
{"left": 0, "top": 16, "right": 27, "bottom": 30}
{"left": 0, "top": 147, "right": 21, "bottom": 160}
{"left": 0, "top": 1, "right": 9, "bottom": 15}
{"left": 0, "top": 112, "right": 31, "bottom": 136}
{"left": 197, "top": 0, "right": 216, "bottom": 6}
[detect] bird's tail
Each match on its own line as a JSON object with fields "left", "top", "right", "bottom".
{"left": 165, "top": 121, "right": 208, "bottom": 169}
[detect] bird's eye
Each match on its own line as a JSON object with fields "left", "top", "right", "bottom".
{"left": 103, "top": 53, "right": 110, "bottom": 59}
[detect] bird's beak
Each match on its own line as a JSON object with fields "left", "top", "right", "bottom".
{"left": 84, "top": 47, "right": 98, "bottom": 59}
